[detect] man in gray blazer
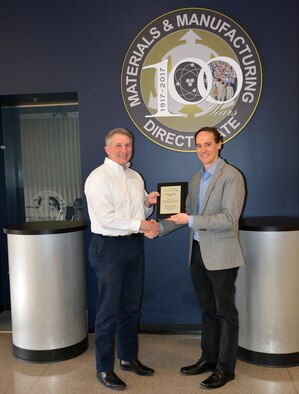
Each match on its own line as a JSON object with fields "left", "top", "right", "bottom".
{"left": 152, "top": 127, "right": 245, "bottom": 389}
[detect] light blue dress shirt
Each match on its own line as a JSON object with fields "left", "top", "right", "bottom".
{"left": 189, "top": 157, "right": 221, "bottom": 240}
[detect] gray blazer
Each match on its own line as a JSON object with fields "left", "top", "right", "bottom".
{"left": 160, "top": 159, "right": 245, "bottom": 270}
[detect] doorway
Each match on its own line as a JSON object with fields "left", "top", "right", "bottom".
{"left": 0, "top": 92, "right": 83, "bottom": 313}
{"left": 2, "top": 101, "right": 82, "bottom": 223}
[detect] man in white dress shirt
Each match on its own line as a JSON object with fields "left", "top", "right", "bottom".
{"left": 85, "top": 128, "right": 159, "bottom": 391}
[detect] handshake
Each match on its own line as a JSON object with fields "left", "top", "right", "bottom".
{"left": 140, "top": 212, "right": 189, "bottom": 239}
{"left": 140, "top": 191, "right": 189, "bottom": 239}
{"left": 140, "top": 219, "right": 160, "bottom": 239}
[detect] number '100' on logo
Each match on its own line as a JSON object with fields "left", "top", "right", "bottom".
{"left": 121, "top": 8, "right": 262, "bottom": 152}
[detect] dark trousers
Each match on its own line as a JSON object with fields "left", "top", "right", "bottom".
{"left": 190, "top": 241, "right": 239, "bottom": 373}
{"left": 89, "top": 234, "right": 144, "bottom": 372}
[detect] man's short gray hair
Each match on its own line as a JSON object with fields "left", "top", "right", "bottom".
{"left": 105, "top": 128, "right": 133, "bottom": 146}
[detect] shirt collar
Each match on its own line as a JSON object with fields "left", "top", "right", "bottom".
{"left": 104, "top": 157, "right": 131, "bottom": 173}
{"left": 200, "top": 157, "right": 221, "bottom": 177}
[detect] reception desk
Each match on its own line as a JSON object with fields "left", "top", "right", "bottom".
{"left": 3, "top": 221, "right": 88, "bottom": 362}
{"left": 236, "top": 217, "right": 299, "bottom": 366}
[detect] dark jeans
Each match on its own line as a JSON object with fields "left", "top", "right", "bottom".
{"left": 190, "top": 241, "right": 239, "bottom": 373}
{"left": 89, "top": 234, "right": 144, "bottom": 372}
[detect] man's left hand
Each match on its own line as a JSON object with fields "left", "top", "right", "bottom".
{"left": 167, "top": 213, "right": 189, "bottom": 225}
{"left": 145, "top": 191, "right": 160, "bottom": 208}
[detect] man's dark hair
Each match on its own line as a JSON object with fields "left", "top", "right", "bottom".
{"left": 194, "top": 127, "right": 223, "bottom": 145}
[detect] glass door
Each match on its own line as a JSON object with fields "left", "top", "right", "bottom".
{"left": 1, "top": 103, "right": 83, "bottom": 224}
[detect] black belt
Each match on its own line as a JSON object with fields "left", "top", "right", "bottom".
{"left": 99, "top": 233, "right": 140, "bottom": 239}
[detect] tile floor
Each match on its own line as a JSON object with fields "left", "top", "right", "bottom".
{"left": 0, "top": 312, "right": 299, "bottom": 393}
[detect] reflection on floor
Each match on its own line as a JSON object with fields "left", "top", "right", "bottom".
{"left": 0, "top": 311, "right": 12, "bottom": 332}
{"left": 0, "top": 327, "right": 299, "bottom": 394}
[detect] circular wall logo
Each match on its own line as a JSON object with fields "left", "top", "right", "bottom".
{"left": 121, "top": 8, "right": 262, "bottom": 152}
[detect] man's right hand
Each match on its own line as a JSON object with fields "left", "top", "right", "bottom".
{"left": 140, "top": 220, "right": 160, "bottom": 238}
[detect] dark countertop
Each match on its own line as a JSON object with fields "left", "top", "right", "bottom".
{"left": 3, "top": 221, "right": 87, "bottom": 235}
{"left": 239, "top": 217, "right": 299, "bottom": 231}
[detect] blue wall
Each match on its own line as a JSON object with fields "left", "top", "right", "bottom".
{"left": 0, "top": 0, "right": 298, "bottom": 326}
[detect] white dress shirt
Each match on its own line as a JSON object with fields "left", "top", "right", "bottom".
{"left": 84, "top": 157, "right": 153, "bottom": 236}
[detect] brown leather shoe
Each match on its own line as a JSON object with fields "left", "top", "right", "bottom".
{"left": 200, "top": 369, "right": 235, "bottom": 389}
{"left": 120, "top": 359, "right": 155, "bottom": 376}
{"left": 97, "top": 370, "right": 127, "bottom": 390}
{"left": 180, "top": 359, "right": 216, "bottom": 375}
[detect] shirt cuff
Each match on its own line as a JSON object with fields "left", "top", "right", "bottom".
{"left": 132, "top": 219, "right": 142, "bottom": 232}
{"left": 188, "top": 215, "right": 194, "bottom": 228}
{"left": 158, "top": 222, "right": 164, "bottom": 232}
{"left": 144, "top": 205, "right": 153, "bottom": 218}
